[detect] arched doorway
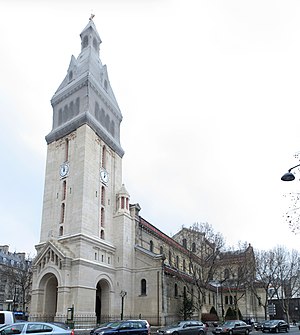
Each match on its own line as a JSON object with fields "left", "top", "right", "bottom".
{"left": 40, "top": 273, "right": 58, "bottom": 319}
{"left": 95, "top": 279, "right": 110, "bottom": 324}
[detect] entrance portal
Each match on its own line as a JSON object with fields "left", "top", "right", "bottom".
{"left": 41, "top": 273, "right": 58, "bottom": 319}
{"left": 95, "top": 279, "right": 110, "bottom": 323}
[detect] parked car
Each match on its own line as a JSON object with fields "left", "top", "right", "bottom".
{"left": 49, "top": 322, "right": 71, "bottom": 330}
{"left": 212, "top": 320, "right": 252, "bottom": 335}
{"left": 91, "top": 321, "right": 121, "bottom": 335}
{"left": 0, "top": 312, "right": 15, "bottom": 327}
{"left": 92, "top": 320, "right": 149, "bottom": 335}
{"left": 253, "top": 321, "right": 268, "bottom": 331}
{"left": 0, "top": 322, "right": 75, "bottom": 335}
{"left": 261, "top": 320, "right": 289, "bottom": 333}
{"left": 157, "top": 320, "right": 208, "bottom": 335}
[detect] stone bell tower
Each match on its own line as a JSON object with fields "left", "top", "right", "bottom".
{"left": 30, "top": 19, "right": 135, "bottom": 322}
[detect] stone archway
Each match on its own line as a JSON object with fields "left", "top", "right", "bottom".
{"left": 95, "top": 279, "right": 111, "bottom": 324}
{"left": 40, "top": 273, "right": 58, "bottom": 319}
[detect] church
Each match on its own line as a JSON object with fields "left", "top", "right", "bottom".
{"left": 30, "top": 19, "right": 265, "bottom": 327}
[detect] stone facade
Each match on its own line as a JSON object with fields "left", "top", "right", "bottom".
{"left": 30, "top": 19, "right": 265, "bottom": 327}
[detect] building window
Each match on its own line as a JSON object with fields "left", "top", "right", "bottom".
{"left": 182, "top": 259, "right": 186, "bottom": 272}
{"left": 62, "top": 180, "right": 67, "bottom": 200}
{"left": 82, "top": 35, "right": 88, "bottom": 48}
{"left": 176, "top": 256, "right": 179, "bottom": 268}
{"left": 65, "top": 138, "right": 69, "bottom": 161}
{"left": 101, "top": 208, "right": 105, "bottom": 227}
{"left": 225, "top": 296, "right": 228, "bottom": 305}
{"left": 101, "top": 186, "right": 105, "bottom": 206}
{"left": 149, "top": 240, "right": 153, "bottom": 252}
{"left": 224, "top": 268, "right": 230, "bottom": 279}
{"left": 160, "top": 246, "right": 163, "bottom": 254}
{"left": 192, "top": 242, "right": 196, "bottom": 252}
{"left": 102, "top": 146, "right": 106, "bottom": 168}
{"left": 169, "top": 250, "right": 172, "bottom": 266}
{"left": 60, "top": 203, "right": 65, "bottom": 223}
{"left": 141, "top": 279, "right": 147, "bottom": 296}
{"left": 59, "top": 226, "right": 63, "bottom": 236}
{"left": 182, "top": 238, "right": 187, "bottom": 248}
{"left": 100, "top": 229, "right": 105, "bottom": 239}
{"left": 175, "top": 283, "right": 178, "bottom": 297}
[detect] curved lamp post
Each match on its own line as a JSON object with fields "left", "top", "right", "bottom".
{"left": 281, "top": 163, "right": 300, "bottom": 181}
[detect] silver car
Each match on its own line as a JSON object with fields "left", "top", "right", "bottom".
{"left": 157, "top": 321, "right": 207, "bottom": 335}
{"left": 0, "top": 322, "right": 74, "bottom": 335}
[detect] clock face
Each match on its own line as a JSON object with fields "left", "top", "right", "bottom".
{"left": 60, "top": 163, "right": 69, "bottom": 178}
{"left": 100, "top": 169, "right": 109, "bottom": 183}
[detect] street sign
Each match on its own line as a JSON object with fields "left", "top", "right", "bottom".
{"left": 268, "top": 304, "right": 276, "bottom": 316}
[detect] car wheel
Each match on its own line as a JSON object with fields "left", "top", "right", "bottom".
{"left": 173, "top": 332, "right": 179, "bottom": 335}
{"left": 245, "top": 329, "right": 249, "bottom": 335}
{"left": 285, "top": 328, "right": 288, "bottom": 333}
{"left": 275, "top": 328, "right": 279, "bottom": 333}
{"left": 262, "top": 330, "right": 265, "bottom": 333}
{"left": 229, "top": 330, "right": 233, "bottom": 335}
{"left": 198, "top": 331, "right": 204, "bottom": 335}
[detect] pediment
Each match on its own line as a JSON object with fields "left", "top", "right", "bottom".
{"left": 33, "top": 240, "right": 73, "bottom": 272}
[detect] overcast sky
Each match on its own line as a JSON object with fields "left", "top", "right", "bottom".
{"left": 1, "top": 0, "right": 300, "bottom": 256}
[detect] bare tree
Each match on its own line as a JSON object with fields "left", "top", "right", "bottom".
{"left": 251, "top": 249, "right": 279, "bottom": 320}
{"left": 0, "top": 259, "right": 32, "bottom": 312}
{"left": 271, "top": 246, "right": 300, "bottom": 324}
{"left": 172, "top": 222, "right": 226, "bottom": 318}
{"left": 218, "top": 243, "right": 256, "bottom": 320}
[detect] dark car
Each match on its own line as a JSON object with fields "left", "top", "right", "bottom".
{"left": 261, "top": 320, "right": 289, "bottom": 333}
{"left": 212, "top": 320, "right": 252, "bottom": 335}
{"left": 157, "top": 320, "right": 207, "bottom": 335}
{"left": 0, "top": 322, "right": 74, "bottom": 335}
{"left": 92, "top": 320, "right": 149, "bottom": 335}
{"left": 91, "top": 322, "right": 121, "bottom": 335}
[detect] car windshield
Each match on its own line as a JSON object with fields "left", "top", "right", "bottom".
{"left": 222, "top": 321, "right": 235, "bottom": 327}
{"left": 108, "top": 322, "right": 121, "bottom": 328}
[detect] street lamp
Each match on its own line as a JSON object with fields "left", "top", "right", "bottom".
{"left": 120, "top": 290, "right": 127, "bottom": 320}
{"left": 281, "top": 163, "right": 300, "bottom": 181}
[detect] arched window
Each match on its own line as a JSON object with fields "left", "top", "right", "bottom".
{"left": 65, "top": 138, "right": 69, "bottom": 161}
{"left": 62, "top": 180, "right": 67, "bottom": 200}
{"left": 101, "top": 229, "right": 105, "bottom": 239}
{"left": 182, "top": 238, "right": 187, "bottom": 248}
{"left": 182, "top": 259, "right": 186, "bottom": 272}
{"left": 141, "top": 279, "right": 147, "bottom": 295}
{"left": 192, "top": 242, "right": 196, "bottom": 252}
{"left": 160, "top": 246, "right": 163, "bottom": 255}
{"left": 149, "top": 240, "right": 153, "bottom": 252}
{"left": 169, "top": 250, "right": 172, "bottom": 266}
{"left": 174, "top": 283, "right": 178, "bottom": 297}
{"left": 101, "top": 208, "right": 105, "bottom": 227}
{"left": 101, "top": 186, "right": 105, "bottom": 206}
{"left": 176, "top": 255, "right": 179, "bottom": 268}
{"left": 59, "top": 226, "right": 63, "bottom": 236}
{"left": 224, "top": 268, "right": 230, "bottom": 279}
{"left": 93, "top": 37, "right": 97, "bottom": 50}
{"left": 225, "top": 296, "right": 229, "bottom": 305}
{"left": 60, "top": 203, "right": 65, "bottom": 223}
{"left": 102, "top": 146, "right": 106, "bottom": 168}
{"left": 82, "top": 35, "right": 88, "bottom": 48}
{"left": 230, "top": 296, "right": 233, "bottom": 304}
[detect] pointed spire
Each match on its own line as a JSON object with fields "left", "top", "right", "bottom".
{"left": 48, "top": 20, "right": 124, "bottom": 158}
